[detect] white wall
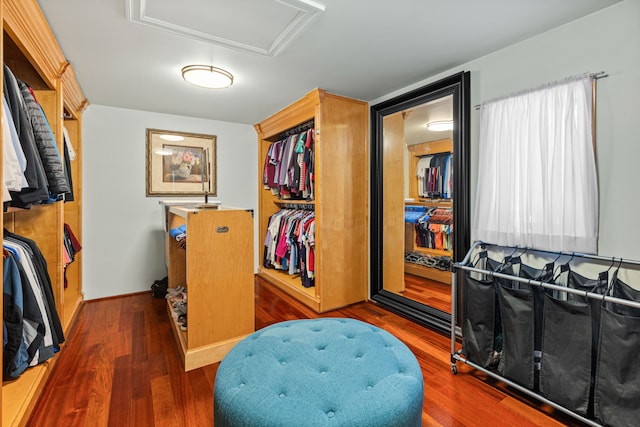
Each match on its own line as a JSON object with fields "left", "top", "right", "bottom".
{"left": 82, "top": 105, "right": 257, "bottom": 300}
{"left": 371, "top": 0, "right": 640, "bottom": 262}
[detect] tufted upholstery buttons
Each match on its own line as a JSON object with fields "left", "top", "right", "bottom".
{"left": 214, "top": 318, "right": 423, "bottom": 426}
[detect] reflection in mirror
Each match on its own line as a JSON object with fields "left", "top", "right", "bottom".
{"left": 383, "top": 96, "right": 454, "bottom": 314}
{"left": 370, "top": 71, "right": 470, "bottom": 333}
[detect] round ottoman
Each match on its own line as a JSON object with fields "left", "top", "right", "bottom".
{"left": 214, "top": 318, "right": 423, "bottom": 426}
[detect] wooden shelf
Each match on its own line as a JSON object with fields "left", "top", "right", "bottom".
{"left": 413, "top": 247, "right": 453, "bottom": 257}
{"left": 2, "top": 1, "right": 88, "bottom": 425}
{"left": 406, "top": 199, "right": 453, "bottom": 207}
{"left": 258, "top": 268, "right": 319, "bottom": 311}
{"left": 166, "top": 207, "right": 255, "bottom": 371}
{"left": 255, "top": 89, "right": 369, "bottom": 313}
{"left": 2, "top": 363, "right": 52, "bottom": 427}
{"left": 402, "top": 138, "right": 455, "bottom": 285}
{"left": 404, "top": 262, "right": 452, "bottom": 285}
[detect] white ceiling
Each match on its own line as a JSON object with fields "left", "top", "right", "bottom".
{"left": 37, "top": 0, "right": 621, "bottom": 125}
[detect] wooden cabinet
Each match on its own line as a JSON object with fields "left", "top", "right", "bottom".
{"left": 404, "top": 138, "right": 453, "bottom": 284}
{"left": 1, "top": 1, "right": 88, "bottom": 425}
{"left": 166, "top": 206, "right": 255, "bottom": 371}
{"left": 254, "top": 89, "right": 368, "bottom": 312}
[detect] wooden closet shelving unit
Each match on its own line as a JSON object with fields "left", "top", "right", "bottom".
{"left": 165, "top": 206, "right": 255, "bottom": 371}
{"left": 254, "top": 89, "right": 368, "bottom": 313}
{"left": 405, "top": 138, "right": 453, "bottom": 284}
{"left": 1, "top": 1, "right": 88, "bottom": 425}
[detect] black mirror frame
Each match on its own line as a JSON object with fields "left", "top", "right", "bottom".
{"left": 369, "top": 71, "right": 470, "bottom": 333}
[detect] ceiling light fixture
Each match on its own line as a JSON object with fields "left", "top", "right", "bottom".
{"left": 159, "top": 134, "right": 184, "bottom": 142}
{"left": 153, "top": 148, "right": 175, "bottom": 156}
{"left": 426, "top": 120, "right": 454, "bottom": 131}
{"left": 181, "top": 65, "right": 234, "bottom": 89}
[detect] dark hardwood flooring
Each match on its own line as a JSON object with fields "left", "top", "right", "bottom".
{"left": 403, "top": 273, "right": 452, "bottom": 313}
{"left": 26, "top": 277, "right": 585, "bottom": 426}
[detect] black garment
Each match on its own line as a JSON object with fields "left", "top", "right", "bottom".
{"left": 63, "top": 140, "right": 75, "bottom": 202}
{"left": 3, "top": 254, "right": 25, "bottom": 379}
{"left": 4, "top": 230, "right": 65, "bottom": 347}
{"left": 3, "top": 251, "right": 46, "bottom": 379}
{"left": 18, "top": 80, "right": 70, "bottom": 196}
{"left": 3, "top": 66, "right": 50, "bottom": 207}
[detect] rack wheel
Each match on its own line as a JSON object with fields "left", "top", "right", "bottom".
{"left": 451, "top": 364, "right": 458, "bottom": 375}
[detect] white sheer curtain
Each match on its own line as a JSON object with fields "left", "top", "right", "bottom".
{"left": 472, "top": 74, "right": 598, "bottom": 253}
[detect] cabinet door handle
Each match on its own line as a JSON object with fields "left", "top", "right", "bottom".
{"left": 217, "top": 226, "right": 229, "bottom": 233}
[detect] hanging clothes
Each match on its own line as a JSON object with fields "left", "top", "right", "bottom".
{"left": 415, "top": 152, "right": 452, "bottom": 199}
{"left": 263, "top": 208, "right": 315, "bottom": 288}
{"left": 3, "top": 230, "right": 65, "bottom": 379}
{"left": 414, "top": 207, "right": 453, "bottom": 250}
{"left": 18, "top": 81, "right": 69, "bottom": 198}
{"left": 263, "top": 126, "right": 314, "bottom": 201}
{"left": 63, "top": 224, "right": 82, "bottom": 288}
{"left": 3, "top": 65, "right": 50, "bottom": 208}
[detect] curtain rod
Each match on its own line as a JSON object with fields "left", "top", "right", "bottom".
{"left": 473, "top": 71, "right": 608, "bottom": 110}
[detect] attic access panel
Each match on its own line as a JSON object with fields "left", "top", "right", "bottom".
{"left": 125, "top": 0, "right": 325, "bottom": 57}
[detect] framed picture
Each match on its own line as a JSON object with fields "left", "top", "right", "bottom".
{"left": 146, "top": 128, "right": 217, "bottom": 196}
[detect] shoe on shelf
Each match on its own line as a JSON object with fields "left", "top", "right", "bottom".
{"left": 165, "top": 286, "right": 186, "bottom": 297}
{"left": 168, "top": 292, "right": 187, "bottom": 305}
{"left": 177, "top": 314, "right": 187, "bottom": 331}
{"left": 172, "top": 302, "right": 187, "bottom": 318}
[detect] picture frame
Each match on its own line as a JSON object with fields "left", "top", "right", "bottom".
{"left": 146, "top": 128, "right": 217, "bottom": 196}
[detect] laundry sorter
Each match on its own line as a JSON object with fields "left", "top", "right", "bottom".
{"left": 451, "top": 241, "right": 640, "bottom": 427}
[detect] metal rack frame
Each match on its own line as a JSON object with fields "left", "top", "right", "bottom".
{"left": 451, "top": 241, "right": 640, "bottom": 427}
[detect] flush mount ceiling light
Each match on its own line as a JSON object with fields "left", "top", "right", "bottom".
{"left": 181, "top": 65, "right": 234, "bottom": 89}
{"left": 426, "top": 120, "right": 454, "bottom": 131}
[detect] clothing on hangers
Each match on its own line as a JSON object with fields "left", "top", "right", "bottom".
{"left": 263, "top": 208, "right": 315, "bottom": 288}
{"left": 263, "top": 127, "right": 314, "bottom": 201}
{"left": 3, "top": 230, "right": 65, "bottom": 380}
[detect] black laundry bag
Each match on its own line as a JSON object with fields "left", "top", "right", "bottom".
{"left": 539, "top": 294, "right": 592, "bottom": 416}
{"left": 151, "top": 276, "right": 169, "bottom": 298}
{"left": 462, "top": 273, "right": 497, "bottom": 368}
{"left": 557, "top": 269, "right": 608, "bottom": 418}
{"left": 497, "top": 284, "right": 535, "bottom": 390}
{"left": 594, "top": 277, "right": 640, "bottom": 426}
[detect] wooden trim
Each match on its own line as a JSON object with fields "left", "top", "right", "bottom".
{"left": 404, "top": 262, "right": 452, "bottom": 284}
{"left": 84, "top": 291, "right": 153, "bottom": 304}
{"left": 3, "top": 0, "right": 66, "bottom": 89}
{"left": 407, "top": 138, "right": 453, "bottom": 157}
{"left": 61, "top": 63, "right": 89, "bottom": 116}
{"left": 258, "top": 269, "right": 320, "bottom": 311}
{"left": 256, "top": 89, "right": 324, "bottom": 139}
{"left": 2, "top": 363, "right": 53, "bottom": 427}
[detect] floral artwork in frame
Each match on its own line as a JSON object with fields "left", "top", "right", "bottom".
{"left": 146, "top": 129, "right": 217, "bottom": 196}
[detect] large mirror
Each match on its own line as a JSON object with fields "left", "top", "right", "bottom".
{"left": 370, "top": 72, "right": 470, "bottom": 333}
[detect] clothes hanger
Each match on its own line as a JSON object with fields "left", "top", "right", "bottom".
{"left": 602, "top": 257, "right": 623, "bottom": 296}
{"left": 544, "top": 251, "right": 564, "bottom": 275}
{"left": 552, "top": 252, "right": 574, "bottom": 282}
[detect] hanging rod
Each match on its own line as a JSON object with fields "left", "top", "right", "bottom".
{"left": 278, "top": 119, "right": 315, "bottom": 139}
{"left": 474, "top": 71, "right": 608, "bottom": 110}
{"left": 274, "top": 200, "right": 315, "bottom": 210}
{"left": 457, "top": 241, "right": 640, "bottom": 270}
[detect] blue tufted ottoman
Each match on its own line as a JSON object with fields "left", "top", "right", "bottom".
{"left": 214, "top": 318, "right": 423, "bottom": 426}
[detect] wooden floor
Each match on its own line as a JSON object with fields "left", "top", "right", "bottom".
{"left": 403, "top": 273, "right": 452, "bottom": 313}
{"left": 26, "top": 277, "right": 585, "bottom": 426}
